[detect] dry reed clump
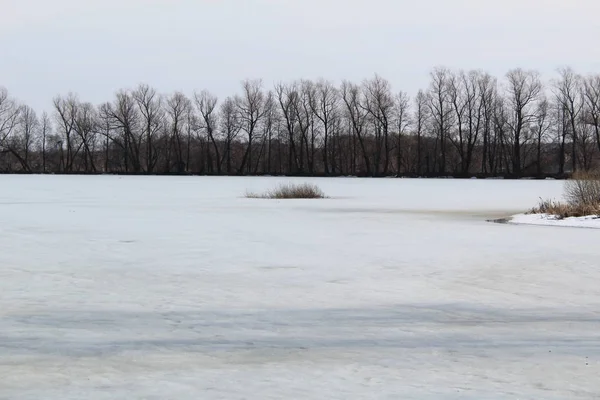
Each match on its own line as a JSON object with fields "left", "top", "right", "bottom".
{"left": 529, "top": 198, "right": 600, "bottom": 219}
{"left": 529, "top": 171, "right": 600, "bottom": 219}
{"left": 245, "top": 182, "right": 326, "bottom": 199}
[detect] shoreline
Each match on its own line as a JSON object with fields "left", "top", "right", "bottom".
{"left": 490, "top": 213, "right": 600, "bottom": 229}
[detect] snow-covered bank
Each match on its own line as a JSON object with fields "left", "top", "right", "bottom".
{"left": 509, "top": 213, "right": 600, "bottom": 229}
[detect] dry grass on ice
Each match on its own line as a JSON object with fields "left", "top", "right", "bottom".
{"left": 530, "top": 171, "right": 600, "bottom": 219}
{"left": 245, "top": 182, "right": 326, "bottom": 199}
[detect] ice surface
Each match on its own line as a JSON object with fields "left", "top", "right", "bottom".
{"left": 510, "top": 213, "right": 600, "bottom": 229}
{"left": 1, "top": 175, "right": 600, "bottom": 399}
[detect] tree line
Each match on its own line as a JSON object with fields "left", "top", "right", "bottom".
{"left": 1, "top": 67, "right": 600, "bottom": 178}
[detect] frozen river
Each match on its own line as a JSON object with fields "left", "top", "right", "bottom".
{"left": 1, "top": 175, "right": 599, "bottom": 399}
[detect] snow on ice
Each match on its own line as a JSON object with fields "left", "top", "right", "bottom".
{"left": 510, "top": 213, "right": 600, "bottom": 229}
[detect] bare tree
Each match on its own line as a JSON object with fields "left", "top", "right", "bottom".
{"left": 293, "top": 80, "right": 317, "bottom": 174}
{"left": 194, "top": 90, "right": 220, "bottom": 173}
{"left": 40, "top": 112, "right": 51, "bottom": 173}
{"left": 53, "top": 93, "right": 80, "bottom": 172}
{"left": 448, "top": 70, "right": 487, "bottom": 175}
{"left": 554, "top": 67, "right": 583, "bottom": 172}
{"left": 308, "top": 79, "right": 339, "bottom": 175}
{"left": 447, "top": 70, "right": 468, "bottom": 174}
{"left": 533, "top": 97, "right": 551, "bottom": 176}
{"left": 133, "top": 84, "right": 163, "bottom": 172}
{"left": 394, "top": 91, "right": 411, "bottom": 175}
{"left": 427, "top": 67, "right": 453, "bottom": 174}
{"left": 0, "top": 89, "right": 20, "bottom": 155}
{"left": 73, "top": 102, "right": 98, "bottom": 172}
{"left": 505, "top": 68, "right": 542, "bottom": 176}
{"left": 275, "top": 81, "right": 300, "bottom": 173}
{"left": 578, "top": 120, "right": 596, "bottom": 171}
{"left": 413, "top": 90, "right": 429, "bottom": 175}
{"left": 107, "top": 91, "right": 142, "bottom": 172}
{"left": 492, "top": 96, "right": 510, "bottom": 174}
{"left": 552, "top": 96, "right": 569, "bottom": 175}
{"left": 13, "top": 105, "right": 39, "bottom": 171}
{"left": 362, "top": 74, "right": 394, "bottom": 175}
{"left": 184, "top": 105, "right": 198, "bottom": 173}
{"left": 260, "top": 91, "right": 278, "bottom": 174}
{"left": 478, "top": 73, "right": 497, "bottom": 174}
{"left": 165, "top": 92, "right": 192, "bottom": 173}
{"left": 98, "top": 103, "right": 113, "bottom": 172}
{"left": 236, "top": 79, "right": 267, "bottom": 174}
{"left": 219, "top": 96, "right": 241, "bottom": 174}
{"left": 583, "top": 74, "right": 600, "bottom": 154}
{"left": 341, "top": 80, "right": 370, "bottom": 175}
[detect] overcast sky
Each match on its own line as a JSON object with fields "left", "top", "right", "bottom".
{"left": 2, "top": 0, "right": 600, "bottom": 111}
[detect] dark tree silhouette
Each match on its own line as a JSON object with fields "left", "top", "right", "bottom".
{"left": 1, "top": 67, "right": 599, "bottom": 177}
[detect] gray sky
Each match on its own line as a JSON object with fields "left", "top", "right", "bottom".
{"left": 2, "top": 0, "right": 600, "bottom": 111}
